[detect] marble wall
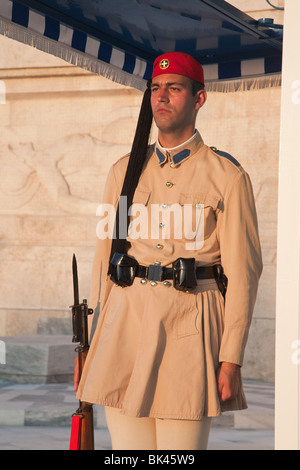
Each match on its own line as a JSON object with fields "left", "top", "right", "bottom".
{"left": 0, "top": 0, "right": 283, "bottom": 380}
{"left": 0, "top": 36, "right": 144, "bottom": 338}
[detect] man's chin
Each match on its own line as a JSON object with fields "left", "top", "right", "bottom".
{"left": 153, "top": 117, "right": 175, "bottom": 133}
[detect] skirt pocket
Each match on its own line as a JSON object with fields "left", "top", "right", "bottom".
{"left": 175, "top": 291, "right": 200, "bottom": 339}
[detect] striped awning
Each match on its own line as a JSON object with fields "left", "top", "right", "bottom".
{"left": 0, "top": 0, "right": 283, "bottom": 92}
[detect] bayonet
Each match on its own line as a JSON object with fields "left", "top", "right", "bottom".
{"left": 72, "top": 254, "right": 79, "bottom": 306}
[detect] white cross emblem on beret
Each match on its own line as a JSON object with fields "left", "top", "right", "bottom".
{"left": 159, "top": 58, "right": 170, "bottom": 70}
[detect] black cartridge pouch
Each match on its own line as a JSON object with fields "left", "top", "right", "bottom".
{"left": 172, "top": 257, "right": 197, "bottom": 292}
{"left": 213, "top": 264, "right": 228, "bottom": 298}
{"left": 109, "top": 252, "right": 138, "bottom": 287}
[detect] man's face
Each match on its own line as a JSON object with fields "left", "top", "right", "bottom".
{"left": 150, "top": 73, "right": 205, "bottom": 136}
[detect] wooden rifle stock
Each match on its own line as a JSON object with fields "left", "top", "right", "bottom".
{"left": 70, "top": 254, "right": 94, "bottom": 451}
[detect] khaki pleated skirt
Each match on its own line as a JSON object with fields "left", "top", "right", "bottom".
{"left": 77, "top": 277, "right": 247, "bottom": 420}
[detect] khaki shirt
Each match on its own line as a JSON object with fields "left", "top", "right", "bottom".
{"left": 77, "top": 130, "right": 263, "bottom": 419}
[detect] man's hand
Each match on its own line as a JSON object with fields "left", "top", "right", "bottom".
{"left": 217, "top": 362, "right": 240, "bottom": 404}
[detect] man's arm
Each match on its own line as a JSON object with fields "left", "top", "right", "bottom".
{"left": 217, "top": 169, "right": 263, "bottom": 366}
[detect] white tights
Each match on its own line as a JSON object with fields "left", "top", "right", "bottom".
{"left": 105, "top": 406, "right": 211, "bottom": 450}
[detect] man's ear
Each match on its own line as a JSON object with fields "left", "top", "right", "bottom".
{"left": 195, "top": 90, "right": 207, "bottom": 110}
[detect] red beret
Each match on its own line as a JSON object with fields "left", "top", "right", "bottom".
{"left": 151, "top": 52, "right": 205, "bottom": 85}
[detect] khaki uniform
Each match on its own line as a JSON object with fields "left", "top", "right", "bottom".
{"left": 76, "top": 131, "right": 263, "bottom": 419}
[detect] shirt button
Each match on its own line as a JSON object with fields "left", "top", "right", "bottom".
{"left": 166, "top": 181, "right": 173, "bottom": 188}
{"left": 154, "top": 261, "right": 161, "bottom": 265}
{"left": 150, "top": 281, "right": 157, "bottom": 287}
{"left": 140, "top": 278, "right": 147, "bottom": 285}
{"left": 156, "top": 243, "right": 163, "bottom": 249}
{"left": 163, "top": 281, "right": 171, "bottom": 287}
{"left": 170, "top": 163, "right": 174, "bottom": 168}
{"left": 159, "top": 222, "right": 165, "bottom": 228}
{"left": 162, "top": 203, "right": 168, "bottom": 208}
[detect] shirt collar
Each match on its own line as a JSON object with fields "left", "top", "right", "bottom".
{"left": 155, "top": 130, "right": 204, "bottom": 167}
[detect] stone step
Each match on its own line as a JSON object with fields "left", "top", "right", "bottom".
{"left": 0, "top": 335, "right": 77, "bottom": 384}
{"left": 37, "top": 317, "right": 72, "bottom": 336}
{"left": 0, "top": 381, "right": 274, "bottom": 430}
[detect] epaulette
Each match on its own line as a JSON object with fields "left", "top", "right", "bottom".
{"left": 210, "top": 146, "right": 241, "bottom": 168}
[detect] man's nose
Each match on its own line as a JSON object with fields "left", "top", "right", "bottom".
{"left": 158, "top": 87, "right": 169, "bottom": 101}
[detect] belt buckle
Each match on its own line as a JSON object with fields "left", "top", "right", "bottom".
{"left": 148, "top": 264, "right": 164, "bottom": 282}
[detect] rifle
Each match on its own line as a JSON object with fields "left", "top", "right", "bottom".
{"left": 69, "top": 254, "right": 94, "bottom": 450}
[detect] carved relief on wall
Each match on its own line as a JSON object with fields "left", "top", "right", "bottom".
{"left": 0, "top": 107, "right": 144, "bottom": 215}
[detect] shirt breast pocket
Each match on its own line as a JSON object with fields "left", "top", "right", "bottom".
{"left": 179, "top": 192, "right": 221, "bottom": 251}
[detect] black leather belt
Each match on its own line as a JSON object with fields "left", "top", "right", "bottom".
{"left": 135, "top": 262, "right": 216, "bottom": 282}
{"left": 108, "top": 252, "right": 227, "bottom": 296}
